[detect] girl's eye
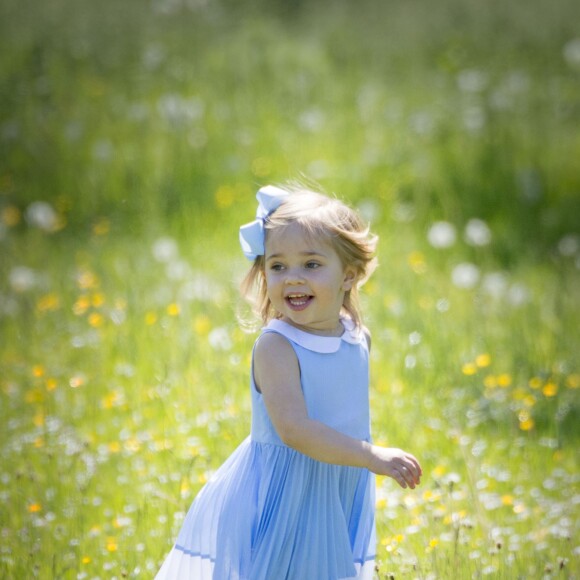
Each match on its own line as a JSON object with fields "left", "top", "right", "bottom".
{"left": 270, "top": 263, "right": 284, "bottom": 272}
{"left": 306, "top": 261, "right": 320, "bottom": 269}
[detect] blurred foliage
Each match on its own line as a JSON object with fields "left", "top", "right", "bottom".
{"left": 1, "top": 0, "right": 579, "bottom": 260}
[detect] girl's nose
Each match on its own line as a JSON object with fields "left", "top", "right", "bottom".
{"left": 284, "top": 268, "right": 305, "bottom": 285}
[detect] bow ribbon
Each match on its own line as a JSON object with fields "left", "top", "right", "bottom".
{"left": 239, "top": 185, "right": 289, "bottom": 260}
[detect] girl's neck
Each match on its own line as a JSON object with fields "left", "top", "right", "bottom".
{"left": 279, "top": 317, "right": 344, "bottom": 337}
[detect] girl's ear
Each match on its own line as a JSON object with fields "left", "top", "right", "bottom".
{"left": 342, "top": 267, "right": 357, "bottom": 291}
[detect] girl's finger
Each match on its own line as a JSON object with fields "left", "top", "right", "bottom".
{"left": 400, "top": 459, "right": 419, "bottom": 482}
{"left": 399, "top": 466, "right": 415, "bottom": 488}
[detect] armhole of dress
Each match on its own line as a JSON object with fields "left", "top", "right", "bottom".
{"left": 363, "top": 329, "right": 371, "bottom": 352}
{"left": 251, "top": 329, "right": 301, "bottom": 395}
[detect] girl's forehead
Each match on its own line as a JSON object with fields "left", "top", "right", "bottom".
{"left": 265, "top": 222, "right": 334, "bottom": 253}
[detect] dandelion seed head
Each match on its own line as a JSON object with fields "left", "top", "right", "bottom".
{"left": 392, "top": 202, "right": 415, "bottom": 223}
{"left": 152, "top": 237, "right": 179, "bottom": 263}
{"left": 464, "top": 218, "right": 492, "bottom": 246}
{"left": 298, "top": 108, "right": 325, "bottom": 132}
{"left": 25, "top": 201, "right": 58, "bottom": 232}
{"left": 451, "top": 263, "right": 480, "bottom": 289}
{"left": 427, "top": 221, "right": 456, "bottom": 248}
{"left": 92, "top": 139, "right": 114, "bottom": 162}
{"left": 558, "top": 234, "right": 578, "bottom": 256}
{"left": 563, "top": 38, "right": 580, "bottom": 68}
{"left": 208, "top": 327, "right": 232, "bottom": 351}
{"left": 9, "top": 266, "right": 37, "bottom": 292}
{"left": 457, "top": 69, "right": 488, "bottom": 93}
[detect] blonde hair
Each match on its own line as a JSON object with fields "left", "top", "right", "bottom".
{"left": 240, "top": 185, "right": 378, "bottom": 329}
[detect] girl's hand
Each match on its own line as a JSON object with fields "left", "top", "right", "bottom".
{"left": 367, "top": 446, "right": 422, "bottom": 489}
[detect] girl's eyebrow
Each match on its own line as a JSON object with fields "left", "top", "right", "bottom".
{"left": 266, "top": 251, "right": 327, "bottom": 260}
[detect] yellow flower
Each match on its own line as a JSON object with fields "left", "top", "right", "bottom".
{"left": 511, "top": 387, "right": 527, "bottom": 401}
{"left": 88, "top": 312, "right": 104, "bottom": 328}
{"left": 91, "top": 293, "right": 105, "bottom": 307}
{"left": 32, "top": 365, "right": 45, "bottom": 378}
{"left": 36, "top": 293, "right": 60, "bottom": 312}
{"left": 69, "top": 375, "right": 86, "bottom": 388}
{"left": 518, "top": 409, "right": 534, "bottom": 431}
{"left": 145, "top": 311, "right": 157, "bottom": 326}
{"left": 566, "top": 374, "right": 580, "bottom": 389}
{"left": 529, "top": 377, "right": 543, "bottom": 390}
{"left": 429, "top": 538, "right": 439, "bottom": 549}
{"left": 25, "top": 389, "right": 44, "bottom": 403}
{"left": 407, "top": 251, "right": 427, "bottom": 274}
{"left": 484, "top": 375, "right": 497, "bottom": 389}
{"left": 93, "top": 218, "right": 110, "bottom": 236}
{"left": 109, "top": 441, "right": 121, "bottom": 453}
{"left": 462, "top": 363, "right": 477, "bottom": 376}
{"left": 1, "top": 205, "right": 21, "bottom": 226}
{"left": 194, "top": 315, "right": 211, "bottom": 336}
{"left": 77, "top": 270, "right": 99, "bottom": 290}
{"left": 475, "top": 353, "right": 491, "bottom": 367}
{"left": 73, "top": 296, "right": 91, "bottom": 316}
{"left": 28, "top": 503, "right": 42, "bottom": 513}
{"left": 46, "top": 378, "right": 58, "bottom": 391}
{"left": 124, "top": 437, "right": 141, "bottom": 453}
{"left": 542, "top": 382, "right": 558, "bottom": 397}
{"left": 105, "top": 538, "right": 118, "bottom": 552}
{"left": 432, "top": 465, "right": 446, "bottom": 478}
{"left": 519, "top": 419, "right": 534, "bottom": 431}
{"left": 497, "top": 373, "right": 512, "bottom": 388}
{"left": 167, "top": 303, "right": 180, "bottom": 317}
{"left": 101, "top": 392, "right": 119, "bottom": 409}
{"left": 501, "top": 495, "right": 514, "bottom": 506}
{"left": 82, "top": 556, "right": 91, "bottom": 564}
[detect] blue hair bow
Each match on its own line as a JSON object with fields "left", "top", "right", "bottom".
{"left": 239, "top": 185, "right": 289, "bottom": 260}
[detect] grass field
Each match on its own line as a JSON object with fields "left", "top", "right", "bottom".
{"left": 1, "top": 0, "right": 579, "bottom": 578}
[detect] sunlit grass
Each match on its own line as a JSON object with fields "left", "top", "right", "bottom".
{"left": 1, "top": 0, "right": 579, "bottom": 577}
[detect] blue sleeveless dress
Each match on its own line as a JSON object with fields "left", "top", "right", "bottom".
{"left": 155, "top": 319, "right": 376, "bottom": 580}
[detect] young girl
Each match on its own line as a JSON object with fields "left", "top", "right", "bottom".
{"left": 155, "top": 184, "right": 422, "bottom": 580}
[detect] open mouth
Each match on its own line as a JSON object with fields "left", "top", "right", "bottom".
{"left": 285, "top": 293, "right": 313, "bottom": 311}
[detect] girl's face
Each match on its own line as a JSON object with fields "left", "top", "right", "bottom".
{"left": 264, "top": 222, "right": 356, "bottom": 335}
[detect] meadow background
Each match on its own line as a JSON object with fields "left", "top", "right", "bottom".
{"left": 1, "top": 0, "right": 579, "bottom": 577}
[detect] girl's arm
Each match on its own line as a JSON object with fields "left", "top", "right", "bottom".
{"left": 253, "top": 332, "right": 422, "bottom": 489}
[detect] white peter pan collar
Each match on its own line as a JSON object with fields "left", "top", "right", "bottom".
{"left": 264, "top": 318, "right": 366, "bottom": 354}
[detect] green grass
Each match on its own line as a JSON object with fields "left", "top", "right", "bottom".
{"left": 1, "top": 0, "right": 579, "bottom": 578}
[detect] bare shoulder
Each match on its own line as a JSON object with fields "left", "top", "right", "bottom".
{"left": 254, "top": 331, "right": 296, "bottom": 364}
{"left": 253, "top": 331, "right": 299, "bottom": 392}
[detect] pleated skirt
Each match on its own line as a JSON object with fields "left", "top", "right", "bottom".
{"left": 155, "top": 437, "right": 376, "bottom": 580}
